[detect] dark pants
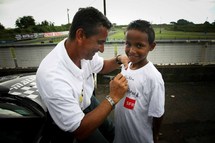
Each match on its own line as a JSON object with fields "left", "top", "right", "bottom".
{"left": 40, "top": 96, "right": 115, "bottom": 143}
{"left": 78, "top": 96, "right": 115, "bottom": 143}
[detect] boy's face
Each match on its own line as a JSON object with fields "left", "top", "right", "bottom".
{"left": 125, "top": 29, "right": 155, "bottom": 68}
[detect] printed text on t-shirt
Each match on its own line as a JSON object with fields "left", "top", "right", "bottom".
{"left": 124, "top": 97, "right": 136, "bottom": 109}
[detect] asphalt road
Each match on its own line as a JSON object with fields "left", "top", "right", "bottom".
{"left": 95, "top": 81, "right": 215, "bottom": 143}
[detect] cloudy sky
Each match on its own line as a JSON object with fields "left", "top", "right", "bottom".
{"left": 0, "top": 0, "right": 215, "bottom": 28}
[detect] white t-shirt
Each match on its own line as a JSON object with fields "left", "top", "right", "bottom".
{"left": 36, "top": 39, "right": 104, "bottom": 132}
{"left": 114, "top": 62, "right": 165, "bottom": 143}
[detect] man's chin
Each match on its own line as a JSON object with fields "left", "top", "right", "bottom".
{"left": 85, "top": 56, "right": 93, "bottom": 60}
{"left": 85, "top": 53, "right": 95, "bottom": 60}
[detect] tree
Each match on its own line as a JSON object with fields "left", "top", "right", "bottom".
{"left": 40, "top": 20, "right": 55, "bottom": 26}
{"left": 0, "top": 23, "right": 5, "bottom": 30}
{"left": 204, "top": 21, "right": 210, "bottom": 25}
{"left": 177, "top": 19, "right": 194, "bottom": 25}
{"left": 15, "top": 16, "right": 36, "bottom": 29}
{"left": 170, "top": 21, "right": 176, "bottom": 25}
{"left": 41, "top": 20, "right": 49, "bottom": 26}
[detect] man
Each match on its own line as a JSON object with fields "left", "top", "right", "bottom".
{"left": 36, "top": 7, "right": 128, "bottom": 143}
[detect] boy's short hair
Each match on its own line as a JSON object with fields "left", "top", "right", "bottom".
{"left": 69, "top": 7, "right": 112, "bottom": 40}
{"left": 126, "top": 20, "right": 155, "bottom": 44}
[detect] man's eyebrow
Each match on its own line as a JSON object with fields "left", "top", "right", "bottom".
{"left": 98, "top": 40, "right": 106, "bottom": 44}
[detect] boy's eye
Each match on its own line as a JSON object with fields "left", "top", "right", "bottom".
{"left": 136, "top": 43, "right": 143, "bottom": 48}
{"left": 137, "top": 44, "right": 142, "bottom": 48}
{"left": 125, "top": 42, "right": 131, "bottom": 47}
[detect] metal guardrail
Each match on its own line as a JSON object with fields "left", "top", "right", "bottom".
{"left": 0, "top": 40, "right": 214, "bottom": 68}
{"left": 0, "top": 39, "right": 215, "bottom": 48}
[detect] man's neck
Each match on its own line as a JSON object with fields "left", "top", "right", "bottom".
{"left": 65, "top": 39, "right": 82, "bottom": 68}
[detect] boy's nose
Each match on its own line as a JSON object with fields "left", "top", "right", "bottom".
{"left": 129, "top": 46, "right": 136, "bottom": 53}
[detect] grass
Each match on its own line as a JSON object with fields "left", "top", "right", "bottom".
{"left": 155, "top": 28, "right": 215, "bottom": 40}
{"left": 109, "top": 27, "right": 215, "bottom": 41}
{"left": 4, "top": 27, "right": 215, "bottom": 45}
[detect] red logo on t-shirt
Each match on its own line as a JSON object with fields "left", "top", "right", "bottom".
{"left": 124, "top": 97, "right": 136, "bottom": 109}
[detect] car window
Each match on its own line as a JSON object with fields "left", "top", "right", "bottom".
{"left": 0, "top": 101, "right": 37, "bottom": 117}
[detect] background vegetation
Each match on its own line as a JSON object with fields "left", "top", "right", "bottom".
{"left": 0, "top": 16, "right": 215, "bottom": 43}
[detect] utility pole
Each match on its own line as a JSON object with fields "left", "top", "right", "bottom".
{"left": 67, "top": 8, "right": 70, "bottom": 24}
{"left": 94, "top": 0, "right": 106, "bottom": 90}
{"left": 103, "top": 0, "right": 106, "bottom": 16}
{"left": 159, "top": 17, "right": 162, "bottom": 34}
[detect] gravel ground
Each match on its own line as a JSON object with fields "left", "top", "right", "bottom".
{"left": 95, "top": 81, "right": 215, "bottom": 143}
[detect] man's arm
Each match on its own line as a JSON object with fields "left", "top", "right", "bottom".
{"left": 152, "top": 115, "right": 164, "bottom": 143}
{"left": 99, "top": 55, "right": 129, "bottom": 74}
{"left": 73, "top": 73, "right": 128, "bottom": 140}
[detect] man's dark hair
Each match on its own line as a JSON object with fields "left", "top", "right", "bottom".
{"left": 69, "top": 7, "right": 112, "bottom": 40}
{"left": 126, "top": 20, "right": 155, "bottom": 44}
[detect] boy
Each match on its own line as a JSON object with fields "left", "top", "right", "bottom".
{"left": 114, "top": 20, "right": 165, "bottom": 143}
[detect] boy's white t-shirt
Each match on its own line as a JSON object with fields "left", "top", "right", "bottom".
{"left": 114, "top": 62, "right": 165, "bottom": 143}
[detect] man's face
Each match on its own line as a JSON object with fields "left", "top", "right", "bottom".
{"left": 81, "top": 26, "right": 108, "bottom": 60}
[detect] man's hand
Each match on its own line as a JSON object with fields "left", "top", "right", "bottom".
{"left": 109, "top": 73, "right": 128, "bottom": 104}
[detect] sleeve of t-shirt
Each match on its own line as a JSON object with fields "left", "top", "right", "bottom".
{"left": 90, "top": 53, "right": 104, "bottom": 73}
{"left": 148, "top": 82, "right": 165, "bottom": 118}
{"left": 42, "top": 78, "right": 85, "bottom": 132}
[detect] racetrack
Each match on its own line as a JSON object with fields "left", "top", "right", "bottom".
{"left": 95, "top": 81, "right": 215, "bottom": 143}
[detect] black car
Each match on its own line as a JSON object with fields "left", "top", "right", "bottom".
{"left": 0, "top": 73, "right": 47, "bottom": 143}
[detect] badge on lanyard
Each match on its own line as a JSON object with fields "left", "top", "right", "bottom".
{"left": 79, "top": 89, "right": 83, "bottom": 103}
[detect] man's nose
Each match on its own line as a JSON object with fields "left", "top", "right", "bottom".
{"left": 98, "top": 44, "right": 104, "bottom": 53}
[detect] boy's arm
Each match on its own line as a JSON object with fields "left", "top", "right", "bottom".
{"left": 152, "top": 115, "right": 164, "bottom": 143}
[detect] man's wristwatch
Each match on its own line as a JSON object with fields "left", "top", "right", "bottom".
{"left": 115, "top": 55, "right": 122, "bottom": 65}
{"left": 105, "top": 95, "right": 115, "bottom": 109}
